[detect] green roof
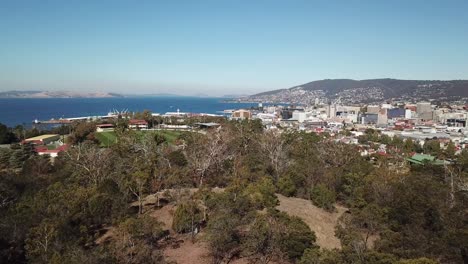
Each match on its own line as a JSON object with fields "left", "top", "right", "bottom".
{"left": 406, "top": 153, "right": 447, "bottom": 165}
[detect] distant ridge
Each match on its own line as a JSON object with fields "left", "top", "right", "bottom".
{"left": 249, "top": 78, "right": 468, "bottom": 104}
{"left": 0, "top": 90, "right": 123, "bottom": 98}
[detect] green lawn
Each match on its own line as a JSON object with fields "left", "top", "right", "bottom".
{"left": 95, "top": 130, "right": 184, "bottom": 147}
{"left": 95, "top": 131, "right": 118, "bottom": 147}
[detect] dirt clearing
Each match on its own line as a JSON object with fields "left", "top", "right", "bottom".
{"left": 276, "top": 194, "right": 347, "bottom": 249}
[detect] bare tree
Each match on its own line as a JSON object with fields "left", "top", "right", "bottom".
{"left": 64, "top": 144, "right": 114, "bottom": 186}
{"left": 186, "top": 129, "right": 229, "bottom": 187}
{"left": 259, "top": 130, "right": 288, "bottom": 179}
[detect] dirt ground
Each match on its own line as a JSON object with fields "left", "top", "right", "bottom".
{"left": 150, "top": 204, "right": 176, "bottom": 231}
{"left": 163, "top": 235, "right": 212, "bottom": 264}
{"left": 276, "top": 194, "right": 347, "bottom": 249}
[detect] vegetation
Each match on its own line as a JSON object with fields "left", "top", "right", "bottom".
{"left": 0, "top": 118, "right": 467, "bottom": 263}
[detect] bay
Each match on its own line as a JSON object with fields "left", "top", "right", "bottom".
{"left": 0, "top": 97, "right": 259, "bottom": 127}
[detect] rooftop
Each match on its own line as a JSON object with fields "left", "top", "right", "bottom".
{"left": 406, "top": 153, "right": 447, "bottom": 165}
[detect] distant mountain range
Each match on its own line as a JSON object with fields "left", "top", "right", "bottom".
{"left": 248, "top": 79, "right": 468, "bottom": 104}
{"left": 0, "top": 90, "right": 123, "bottom": 98}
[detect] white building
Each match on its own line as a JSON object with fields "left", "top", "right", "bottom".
{"left": 292, "top": 111, "right": 307, "bottom": 123}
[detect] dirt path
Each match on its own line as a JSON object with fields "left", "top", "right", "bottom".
{"left": 276, "top": 194, "right": 347, "bottom": 249}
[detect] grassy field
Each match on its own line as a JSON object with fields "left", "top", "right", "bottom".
{"left": 95, "top": 131, "right": 118, "bottom": 147}
{"left": 95, "top": 130, "right": 183, "bottom": 147}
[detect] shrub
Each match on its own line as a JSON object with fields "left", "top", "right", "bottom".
{"left": 277, "top": 175, "right": 296, "bottom": 197}
{"left": 172, "top": 201, "right": 203, "bottom": 234}
{"left": 245, "top": 177, "right": 278, "bottom": 209}
{"left": 310, "top": 184, "right": 336, "bottom": 212}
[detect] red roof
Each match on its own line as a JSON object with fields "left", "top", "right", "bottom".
{"left": 34, "top": 146, "right": 48, "bottom": 152}
{"left": 35, "top": 144, "right": 69, "bottom": 154}
{"left": 129, "top": 119, "right": 148, "bottom": 125}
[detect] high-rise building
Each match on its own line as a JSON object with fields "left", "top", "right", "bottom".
{"left": 367, "top": 105, "right": 380, "bottom": 114}
{"left": 416, "top": 102, "right": 432, "bottom": 115}
{"left": 416, "top": 102, "right": 433, "bottom": 120}
{"left": 377, "top": 108, "right": 388, "bottom": 125}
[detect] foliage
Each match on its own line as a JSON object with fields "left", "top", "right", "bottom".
{"left": 1, "top": 119, "right": 467, "bottom": 263}
{"left": 68, "top": 121, "right": 98, "bottom": 144}
{"left": 245, "top": 177, "right": 278, "bottom": 209}
{"left": 277, "top": 175, "right": 296, "bottom": 197}
{"left": 395, "top": 258, "right": 439, "bottom": 264}
{"left": 0, "top": 122, "right": 17, "bottom": 144}
{"left": 310, "top": 184, "right": 336, "bottom": 211}
{"left": 172, "top": 200, "right": 203, "bottom": 234}
{"left": 243, "top": 210, "right": 317, "bottom": 262}
{"left": 423, "top": 140, "right": 441, "bottom": 157}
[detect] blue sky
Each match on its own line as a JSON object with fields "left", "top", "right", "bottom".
{"left": 1, "top": 0, "right": 467, "bottom": 96}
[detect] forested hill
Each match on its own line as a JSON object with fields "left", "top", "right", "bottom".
{"left": 1, "top": 118, "right": 467, "bottom": 263}
{"left": 249, "top": 79, "right": 468, "bottom": 103}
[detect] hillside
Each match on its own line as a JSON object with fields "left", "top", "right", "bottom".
{"left": 248, "top": 78, "right": 468, "bottom": 104}
{"left": 0, "top": 90, "right": 123, "bottom": 98}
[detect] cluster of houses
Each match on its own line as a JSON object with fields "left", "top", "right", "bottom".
{"left": 22, "top": 134, "right": 69, "bottom": 158}
{"left": 21, "top": 101, "right": 468, "bottom": 162}
{"left": 229, "top": 102, "right": 468, "bottom": 162}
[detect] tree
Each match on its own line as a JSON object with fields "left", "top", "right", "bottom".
{"left": 298, "top": 248, "right": 321, "bottom": 264}
{"left": 273, "top": 211, "right": 317, "bottom": 261}
{"left": 9, "top": 143, "right": 35, "bottom": 169}
{"left": 0, "top": 148, "right": 13, "bottom": 169}
{"left": 25, "top": 220, "right": 58, "bottom": 263}
{"left": 444, "top": 141, "right": 456, "bottom": 159}
{"left": 0, "top": 122, "right": 16, "bottom": 144}
{"left": 172, "top": 200, "right": 203, "bottom": 237}
{"left": 403, "top": 138, "right": 416, "bottom": 153}
{"left": 205, "top": 191, "right": 255, "bottom": 264}
{"left": 259, "top": 130, "right": 288, "bottom": 179}
{"left": 243, "top": 213, "right": 285, "bottom": 263}
{"left": 310, "top": 184, "right": 336, "bottom": 212}
{"left": 423, "top": 140, "right": 441, "bottom": 157}
{"left": 68, "top": 122, "right": 97, "bottom": 144}
{"left": 242, "top": 209, "right": 318, "bottom": 263}
{"left": 336, "top": 203, "right": 387, "bottom": 256}
{"left": 128, "top": 169, "right": 151, "bottom": 215}
{"left": 65, "top": 143, "right": 114, "bottom": 186}
{"left": 186, "top": 129, "right": 229, "bottom": 187}
{"left": 206, "top": 214, "right": 242, "bottom": 264}
{"left": 277, "top": 175, "right": 296, "bottom": 197}
{"left": 110, "top": 215, "right": 165, "bottom": 264}
{"left": 245, "top": 177, "right": 278, "bottom": 209}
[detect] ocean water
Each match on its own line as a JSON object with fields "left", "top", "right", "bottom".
{"left": 0, "top": 97, "right": 259, "bottom": 127}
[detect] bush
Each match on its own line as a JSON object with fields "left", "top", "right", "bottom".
{"left": 167, "top": 150, "right": 188, "bottom": 167}
{"left": 243, "top": 210, "right": 317, "bottom": 262}
{"left": 310, "top": 184, "right": 336, "bottom": 212}
{"left": 118, "top": 215, "right": 165, "bottom": 241}
{"left": 245, "top": 177, "right": 278, "bottom": 209}
{"left": 395, "top": 258, "right": 439, "bottom": 264}
{"left": 280, "top": 214, "right": 317, "bottom": 260}
{"left": 299, "top": 248, "right": 321, "bottom": 264}
{"left": 277, "top": 175, "right": 296, "bottom": 197}
{"left": 172, "top": 201, "right": 203, "bottom": 234}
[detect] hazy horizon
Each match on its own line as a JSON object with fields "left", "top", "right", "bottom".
{"left": 1, "top": 0, "right": 468, "bottom": 96}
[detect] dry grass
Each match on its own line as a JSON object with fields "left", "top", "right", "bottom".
{"left": 98, "top": 189, "right": 348, "bottom": 263}
{"left": 163, "top": 235, "right": 212, "bottom": 264}
{"left": 276, "top": 194, "right": 347, "bottom": 249}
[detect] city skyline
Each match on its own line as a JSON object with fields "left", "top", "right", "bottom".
{"left": 1, "top": 0, "right": 468, "bottom": 96}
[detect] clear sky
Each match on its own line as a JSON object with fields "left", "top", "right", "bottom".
{"left": 1, "top": 0, "right": 468, "bottom": 96}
